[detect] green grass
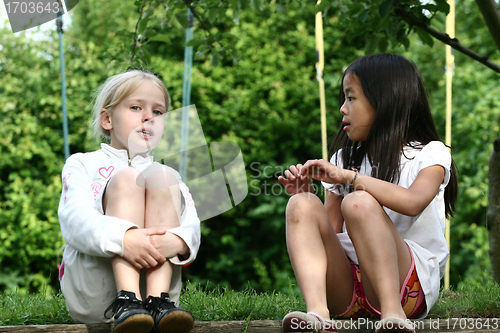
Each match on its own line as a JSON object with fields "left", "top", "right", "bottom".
{"left": 0, "top": 282, "right": 307, "bottom": 326}
{"left": 428, "top": 280, "right": 500, "bottom": 318}
{"left": 0, "top": 291, "right": 72, "bottom": 326}
{"left": 1, "top": 281, "right": 499, "bottom": 326}
{"left": 180, "top": 282, "right": 306, "bottom": 321}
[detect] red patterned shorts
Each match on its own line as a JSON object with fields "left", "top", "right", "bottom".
{"left": 337, "top": 245, "right": 426, "bottom": 319}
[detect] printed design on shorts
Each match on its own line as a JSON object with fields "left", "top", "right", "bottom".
{"left": 340, "top": 262, "right": 425, "bottom": 320}
{"left": 402, "top": 266, "right": 425, "bottom": 319}
{"left": 340, "top": 263, "right": 380, "bottom": 319}
{"left": 62, "top": 173, "right": 71, "bottom": 204}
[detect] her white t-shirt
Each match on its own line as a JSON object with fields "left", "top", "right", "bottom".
{"left": 322, "top": 141, "right": 451, "bottom": 318}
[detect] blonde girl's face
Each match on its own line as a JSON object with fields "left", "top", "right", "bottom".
{"left": 101, "top": 81, "right": 167, "bottom": 156}
{"left": 340, "top": 73, "right": 376, "bottom": 142}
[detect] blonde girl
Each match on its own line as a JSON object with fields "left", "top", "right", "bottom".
{"left": 58, "top": 70, "right": 200, "bottom": 333}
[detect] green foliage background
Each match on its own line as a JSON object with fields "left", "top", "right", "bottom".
{"left": 0, "top": 0, "right": 498, "bottom": 295}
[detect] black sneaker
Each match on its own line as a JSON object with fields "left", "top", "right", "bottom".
{"left": 104, "top": 290, "right": 155, "bottom": 333}
{"left": 145, "top": 293, "right": 194, "bottom": 333}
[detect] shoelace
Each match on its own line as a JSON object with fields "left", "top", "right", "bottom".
{"left": 145, "top": 295, "right": 176, "bottom": 313}
{"left": 104, "top": 295, "right": 144, "bottom": 319}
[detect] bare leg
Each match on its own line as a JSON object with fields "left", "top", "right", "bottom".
{"left": 144, "top": 169, "right": 182, "bottom": 297}
{"left": 341, "top": 191, "right": 412, "bottom": 320}
{"left": 285, "top": 193, "right": 354, "bottom": 319}
{"left": 104, "top": 168, "right": 146, "bottom": 298}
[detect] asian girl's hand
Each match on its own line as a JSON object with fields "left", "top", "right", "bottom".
{"left": 278, "top": 164, "right": 315, "bottom": 195}
{"left": 300, "top": 159, "right": 447, "bottom": 218}
{"left": 298, "top": 159, "right": 354, "bottom": 185}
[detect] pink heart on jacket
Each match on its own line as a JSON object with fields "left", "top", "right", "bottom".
{"left": 99, "top": 166, "right": 115, "bottom": 179}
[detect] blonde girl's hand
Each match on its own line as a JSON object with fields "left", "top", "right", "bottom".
{"left": 122, "top": 228, "right": 167, "bottom": 269}
{"left": 150, "top": 232, "right": 190, "bottom": 259}
{"left": 278, "top": 164, "right": 314, "bottom": 195}
{"left": 298, "top": 159, "right": 352, "bottom": 184}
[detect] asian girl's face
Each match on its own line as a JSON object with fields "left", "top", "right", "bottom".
{"left": 340, "top": 73, "right": 376, "bottom": 142}
{"left": 100, "top": 81, "right": 167, "bottom": 157}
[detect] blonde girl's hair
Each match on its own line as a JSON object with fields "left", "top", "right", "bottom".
{"left": 91, "top": 70, "right": 171, "bottom": 141}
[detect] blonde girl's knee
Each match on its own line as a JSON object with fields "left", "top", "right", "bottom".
{"left": 144, "top": 168, "right": 180, "bottom": 191}
{"left": 108, "top": 167, "right": 145, "bottom": 191}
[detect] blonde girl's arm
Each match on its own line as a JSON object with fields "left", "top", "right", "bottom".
{"left": 58, "top": 155, "right": 139, "bottom": 257}
{"left": 300, "top": 159, "right": 445, "bottom": 217}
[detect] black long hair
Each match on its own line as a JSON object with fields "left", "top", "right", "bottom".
{"left": 331, "top": 54, "right": 458, "bottom": 217}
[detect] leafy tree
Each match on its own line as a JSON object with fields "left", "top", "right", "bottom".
{"left": 129, "top": 0, "right": 500, "bottom": 73}
{"left": 146, "top": 4, "right": 359, "bottom": 291}
{"left": 327, "top": 0, "right": 500, "bottom": 72}
{"left": 0, "top": 0, "right": 354, "bottom": 292}
{"left": 126, "top": 0, "right": 500, "bottom": 284}
{"left": 363, "top": 0, "right": 498, "bottom": 287}
{"left": 137, "top": 0, "right": 498, "bottom": 288}
{"left": 399, "top": 36, "right": 499, "bottom": 287}
{"left": 0, "top": 0, "right": 497, "bottom": 294}
{"left": 0, "top": 27, "right": 65, "bottom": 292}
{"left": 0, "top": 0, "right": 139, "bottom": 291}
{"left": 76, "top": 0, "right": 497, "bottom": 289}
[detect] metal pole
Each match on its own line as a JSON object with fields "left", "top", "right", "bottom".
{"left": 57, "top": 8, "right": 70, "bottom": 161}
{"left": 444, "top": 0, "right": 455, "bottom": 290}
{"left": 56, "top": 2, "right": 70, "bottom": 274}
{"left": 179, "top": 9, "right": 194, "bottom": 180}
{"left": 316, "top": 1, "right": 327, "bottom": 161}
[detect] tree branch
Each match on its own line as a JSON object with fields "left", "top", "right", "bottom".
{"left": 395, "top": 6, "right": 500, "bottom": 74}
{"left": 130, "top": 0, "right": 148, "bottom": 65}
{"left": 181, "top": 0, "right": 225, "bottom": 49}
{"left": 474, "top": 0, "right": 500, "bottom": 52}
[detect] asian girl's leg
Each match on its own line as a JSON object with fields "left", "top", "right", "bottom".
{"left": 285, "top": 192, "right": 354, "bottom": 319}
{"left": 341, "top": 190, "right": 412, "bottom": 320}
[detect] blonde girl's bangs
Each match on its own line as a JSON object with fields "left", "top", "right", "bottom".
{"left": 91, "top": 70, "right": 170, "bottom": 141}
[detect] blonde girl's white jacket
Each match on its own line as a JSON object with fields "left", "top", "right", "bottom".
{"left": 58, "top": 143, "right": 201, "bottom": 324}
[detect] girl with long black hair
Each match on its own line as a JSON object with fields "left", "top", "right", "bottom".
{"left": 279, "top": 54, "right": 458, "bottom": 333}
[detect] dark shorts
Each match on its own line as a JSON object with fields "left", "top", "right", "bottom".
{"left": 337, "top": 245, "right": 426, "bottom": 319}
